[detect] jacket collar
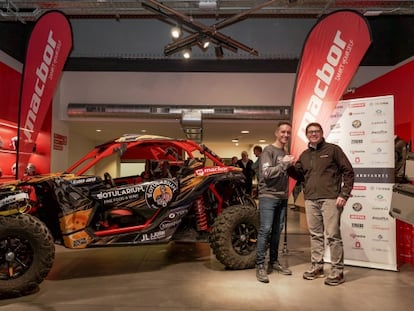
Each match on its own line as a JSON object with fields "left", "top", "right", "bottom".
{"left": 308, "top": 138, "right": 325, "bottom": 150}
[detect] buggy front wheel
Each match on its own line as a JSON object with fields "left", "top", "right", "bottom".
{"left": 0, "top": 214, "right": 55, "bottom": 297}
{"left": 209, "top": 205, "right": 259, "bottom": 269}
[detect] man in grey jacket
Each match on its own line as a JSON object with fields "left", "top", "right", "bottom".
{"left": 295, "top": 122, "right": 354, "bottom": 286}
{"left": 255, "top": 121, "right": 295, "bottom": 283}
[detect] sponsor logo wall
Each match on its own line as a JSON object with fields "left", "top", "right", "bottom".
{"left": 326, "top": 95, "right": 396, "bottom": 271}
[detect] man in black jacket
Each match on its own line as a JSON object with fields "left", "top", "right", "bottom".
{"left": 295, "top": 122, "right": 354, "bottom": 286}
{"left": 236, "top": 151, "right": 255, "bottom": 196}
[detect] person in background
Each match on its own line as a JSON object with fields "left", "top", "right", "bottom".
{"left": 252, "top": 145, "right": 263, "bottom": 177}
{"left": 255, "top": 121, "right": 295, "bottom": 283}
{"left": 236, "top": 151, "right": 255, "bottom": 196}
{"left": 251, "top": 145, "right": 263, "bottom": 198}
{"left": 295, "top": 122, "right": 354, "bottom": 286}
{"left": 394, "top": 135, "right": 409, "bottom": 183}
{"left": 230, "top": 156, "right": 238, "bottom": 166}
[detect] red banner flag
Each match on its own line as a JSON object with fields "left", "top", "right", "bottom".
{"left": 290, "top": 10, "right": 372, "bottom": 166}
{"left": 17, "top": 11, "right": 72, "bottom": 179}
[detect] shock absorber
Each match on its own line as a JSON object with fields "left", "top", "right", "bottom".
{"left": 194, "top": 195, "right": 208, "bottom": 231}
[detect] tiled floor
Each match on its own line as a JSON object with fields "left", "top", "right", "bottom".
{"left": 1, "top": 208, "right": 414, "bottom": 311}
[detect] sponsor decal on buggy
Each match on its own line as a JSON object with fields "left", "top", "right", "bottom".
{"left": 0, "top": 192, "right": 29, "bottom": 206}
{"left": 95, "top": 184, "right": 146, "bottom": 204}
{"left": 195, "top": 166, "right": 231, "bottom": 176}
{"left": 70, "top": 177, "right": 99, "bottom": 185}
{"left": 168, "top": 206, "right": 189, "bottom": 219}
{"left": 159, "top": 206, "right": 190, "bottom": 231}
{"left": 145, "top": 179, "right": 178, "bottom": 209}
{"left": 73, "top": 237, "right": 88, "bottom": 247}
{"left": 140, "top": 230, "right": 166, "bottom": 242}
{"left": 159, "top": 219, "right": 182, "bottom": 230}
{"left": 63, "top": 230, "right": 91, "bottom": 249}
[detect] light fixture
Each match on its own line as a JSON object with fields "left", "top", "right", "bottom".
{"left": 214, "top": 46, "right": 224, "bottom": 59}
{"left": 241, "top": 130, "right": 250, "bottom": 134}
{"left": 259, "top": 139, "right": 266, "bottom": 143}
{"left": 231, "top": 138, "right": 239, "bottom": 143}
{"left": 182, "top": 47, "right": 192, "bottom": 59}
{"left": 197, "top": 37, "right": 210, "bottom": 51}
{"left": 142, "top": 0, "right": 266, "bottom": 59}
{"left": 171, "top": 26, "right": 182, "bottom": 39}
{"left": 199, "top": 0, "right": 217, "bottom": 10}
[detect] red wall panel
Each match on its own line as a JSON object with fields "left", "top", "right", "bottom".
{"left": 0, "top": 62, "right": 21, "bottom": 122}
{"left": 344, "top": 59, "right": 414, "bottom": 144}
{"left": 0, "top": 60, "right": 52, "bottom": 180}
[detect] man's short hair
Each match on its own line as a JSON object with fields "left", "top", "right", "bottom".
{"left": 305, "top": 122, "right": 323, "bottom": 133}
{"left": 277, "top": 121, "right": 292, "bottom": 128}
{"left": 253, "top": 145, "right": 262, "bottom": 152}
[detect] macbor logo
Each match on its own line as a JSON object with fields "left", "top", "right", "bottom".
{"left": 297, "top": 30, "right": 346, "bottom": 143}
{"left": 23, "top": 30, "right": 57, "bottom": 142}
{"left": 195, "top": 166, "right": 230, "bottom": 176}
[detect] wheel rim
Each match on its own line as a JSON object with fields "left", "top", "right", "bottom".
{"left": 231, "top": 222, "right": 257, "bottom": 256}
{"left": 0, "top": 235, "right": 34, "bottom": 280}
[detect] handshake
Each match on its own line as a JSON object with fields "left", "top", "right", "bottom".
{"left": 281, "top": 154, "right": 295, "bottom": 167}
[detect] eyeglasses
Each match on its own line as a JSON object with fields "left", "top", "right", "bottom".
{"left": 306, "top": 130, "right": 321, "bottom": 135}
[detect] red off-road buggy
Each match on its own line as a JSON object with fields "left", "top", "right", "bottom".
{"left": 0, "top": 134, "right": 258, "bottom": 297}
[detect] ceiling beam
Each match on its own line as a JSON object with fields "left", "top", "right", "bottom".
{"left": 142, "top": 0, "right": 277, "bottom": 57}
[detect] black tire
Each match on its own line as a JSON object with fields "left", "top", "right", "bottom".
{"left": 210, "top": 205, "right": 259, "bottom": 269}
{"left": 0, "top": 214, "right": 55, "bottom": 298}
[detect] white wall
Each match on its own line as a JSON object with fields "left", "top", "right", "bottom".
{"left": 52, "top": 67, "right": 391, "bottom": 172}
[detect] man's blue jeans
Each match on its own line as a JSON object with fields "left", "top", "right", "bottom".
{"left": 256, "top": 197, "right": 287, "bottom": 265}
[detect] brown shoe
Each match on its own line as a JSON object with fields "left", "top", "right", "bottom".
{"left": 303, "top": 264, "right": 325, "bottom": 280}
{"left": 256, "top": 264, "right": 269, "bottom": 283}
{"left": 267, "top": 261, "right": 292, "bottom": 275}
{"left": 324, "top": 270, "right": 345, "bottom": 286}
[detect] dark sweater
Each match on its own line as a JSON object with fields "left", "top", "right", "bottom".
{"left": 258, "top": 144, "right": 290, "bottom": 199}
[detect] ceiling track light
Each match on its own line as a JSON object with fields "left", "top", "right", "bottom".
{"left": 171, "top": 25, "right": 182, "bottom": 39}
{"left": 197, "top": 37, "right": 210, "bottom": 52}
{"left": 182, "top": 47, "right": 192, "bottom": 59}
{"left": 214, "top": 46, "right": 224, "bottom": 59}
{"left": 201, "top": 38, "right": 210, "bottom": 49}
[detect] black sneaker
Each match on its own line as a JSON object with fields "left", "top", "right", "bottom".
{"left": 256, "top": 264, "right": 269, "bottom": 283}
{"left": 303, "top": 265, "right": 325, "bottom": 280}
{"left": 267, "top": 261, "right": 292, "bottom": 275}
{"left": 324, "top": 270, "right": 345, "bottom": 286}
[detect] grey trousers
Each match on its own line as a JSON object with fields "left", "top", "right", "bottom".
{"left": 305, "top": 198, "right": 344, "bottom": 271}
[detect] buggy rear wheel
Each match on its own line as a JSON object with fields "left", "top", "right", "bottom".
{"left": 0, "top": 214, "right": 55, "bottom": 298}
{"left": 210, "top": 205, "right": 259, "bottom": 269}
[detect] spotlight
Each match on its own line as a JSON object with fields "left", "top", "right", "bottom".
{"left": 201, "top": 38, "right": 210, "bottom": 49}
{"left": 171, "top": 26, "right": 182, "bottom": 39}
{"left": 197, "top": 38, "right": 210, "bottom": 52}
{"left": 182, "top": 47, "right": 192, "bottom": 59}
{"left": 214, "top": 46, "right": 224, "bottom": 59}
